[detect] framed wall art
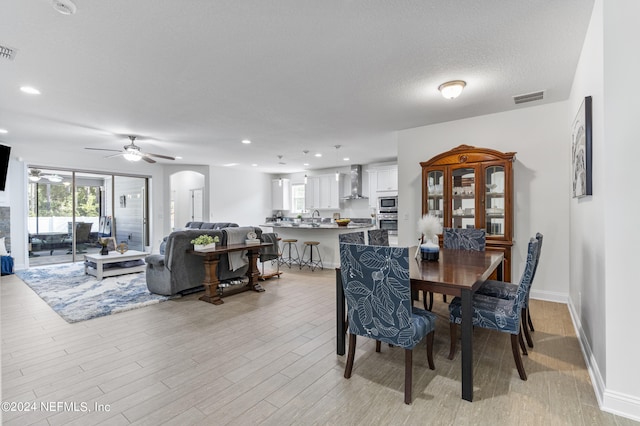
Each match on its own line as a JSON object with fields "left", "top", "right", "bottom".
{"left": 571, "top": 96, "right": 593, "bottom": 198}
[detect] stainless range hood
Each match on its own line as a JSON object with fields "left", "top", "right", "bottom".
{"left": 342, "top": 165, "right": 368, "bottom": 200}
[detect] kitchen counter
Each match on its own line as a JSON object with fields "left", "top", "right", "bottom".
{"left": 263, "top": 222, "right": 374, "bottom": 230}
{"left": 260, "top": 222, "right": 375, "bottom": 268}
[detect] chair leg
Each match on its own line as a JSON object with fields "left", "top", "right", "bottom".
{"left": 375, "top": 340, "right": 381, "bottom": 353}
{"left": 404, "top": 349, "right": 413, "bottom": 405}
{"left": 510, "top": 334, "right": 528, "bottom": 381}
{"left": 443, "top": 294, "right": 447, "bottom": 303}
{"left": 426, "top": 331, "right": 435, "bottom": 370}
{"left": 527, "top": 308, "right": 535, "bottom": 332}
{"left": 448, "top": 323, "right": 457, "bottom": 360}
{"left": 344, "top": 333, "right": 357, "bottom": 379}
{"left": 423, "top": 291, "right": 434, "bottom": 311}
{"left": 518, "top": 331, "right": 528, "bottom": 356}
{"left": 522, "top": 308, "right": 534, "bottom": 348}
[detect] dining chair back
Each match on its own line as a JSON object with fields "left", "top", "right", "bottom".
{"left": 423, "top": 228, "right": 486, "bottom": 310}
{"left": 338, "top": 231, "right": 365, "bottom": 244}
{"left": 448, "top": 237, "right": 538, "bottom": 380}
{"left": 367, "top": 229, "right": 389, "bottom": 246}
{"left": 475, "top": 232, "right": 543, "bottom": 347}
{"left": 443, "top": 227, "right": 486, "bottom": 251}
{"left": 340, "top": 243, "right": 437, "bottom": 404}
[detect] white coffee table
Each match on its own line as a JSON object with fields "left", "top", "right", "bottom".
{"left": 84, "top": 250, "right": 148, "bottom": 280}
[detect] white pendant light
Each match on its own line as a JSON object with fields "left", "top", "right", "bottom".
{"left": 438, "top": 80, "right": 466, "bottom": 99}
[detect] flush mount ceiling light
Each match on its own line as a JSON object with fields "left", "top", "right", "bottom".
{"left": 51, "top": 0, "right": 77, "bottom": 15}
{"left": 438, "top": 80, "right": 466, "bottom": 99}
{"left": 241, "top": 139, "right": 251, "bottom": 144}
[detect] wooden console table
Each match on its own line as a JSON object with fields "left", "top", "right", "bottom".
{"left": 188, "top": 242, "right": 272, "bottom": 305}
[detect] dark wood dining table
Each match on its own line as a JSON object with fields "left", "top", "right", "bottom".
{"left": 335, "top": 247, "right": 504, "bottom": 402}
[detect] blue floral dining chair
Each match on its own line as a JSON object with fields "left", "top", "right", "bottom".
{"left": 422, "top": 228, "right": 487, "bottom": 311}
{"left": 367, "top": 229, "right": 389, "bottom": 246}
{"left": 443, "top": 227, "right": 486, "bottom": 251}
{"left": 475, "top": 232, "right": 543, "bottom": 348}
{"left": 340, "top": 243, "right": 437, "bottom": 404}
{"left": 448, "top": 237, "right": 538, "bottom": 381}
{"left": 338, "top": 231, "right": 365, "bottom": 244}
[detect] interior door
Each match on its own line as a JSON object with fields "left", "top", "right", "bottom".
{"left": 190, "top": 187, "right": 204, "bottom": 222}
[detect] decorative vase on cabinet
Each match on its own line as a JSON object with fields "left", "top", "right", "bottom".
{"left": 420, "top": 145, "right": 516, "bottom": 281}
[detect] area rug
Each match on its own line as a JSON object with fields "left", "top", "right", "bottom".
{"left": 15, "top": 263, "right": 172, "bottom": 323}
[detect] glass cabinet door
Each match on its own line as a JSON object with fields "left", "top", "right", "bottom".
{"left": 484, "top": 165, "right": 505, "bottom": 236}
{"left": 425, "top": 170, "right": 444, "bottom": 226}
{"left": 451, "top": 167, "right": 476, "bottom": 229}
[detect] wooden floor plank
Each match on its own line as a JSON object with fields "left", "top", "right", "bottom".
{"left": 0, "top": 268, "right": 632, "bottom": 425}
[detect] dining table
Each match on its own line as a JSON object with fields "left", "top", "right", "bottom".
{"left": 335, "top": 246, "right": 504, "bottom": 402}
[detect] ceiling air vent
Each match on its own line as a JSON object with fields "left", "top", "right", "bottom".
{"left": 513, "top": 91, "right": 544, "bottom": 105}
{"left": 0, "top": 44, "right": 17, "bottom": 61}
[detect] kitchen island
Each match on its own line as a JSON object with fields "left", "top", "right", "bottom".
{"left": 261, "top": 222, "right": 375, "bottom": 268}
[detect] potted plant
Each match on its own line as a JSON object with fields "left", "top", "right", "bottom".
{"left": 191, "top": 234, "right": 220, "bottom": 251}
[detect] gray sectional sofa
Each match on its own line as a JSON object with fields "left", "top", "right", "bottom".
{"left": 145, "top": 224, "right": 263, "bottom": 296}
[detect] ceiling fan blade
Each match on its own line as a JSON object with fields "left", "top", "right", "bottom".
{"left": 146, "top": 152, "right": 175, "bottom": 160}
{"left": 141, "top": 155, "right": 156, "bottom": 164}
{"left": 85, "top": 147, "right": 122, "bottom": 152}
{"left": 105, "top": 153, "right": 124, "bottom": 159}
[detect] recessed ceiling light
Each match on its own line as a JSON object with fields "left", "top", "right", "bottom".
{"left": 51, "top": 0, "right": 77, "bottom": 15}
{"left": 20, "top": 86, "right": 41, "bottom": 95}
{"left": 343, "top": 157, "right": 350, "bottom": 161}
{"left": 175, "top": 156, "right": 183, "bottom": 160}
{"left": 0, "top": 128, "right": 8, "bottom": 134}
{"left": 303, "top": 163, "right": 309, "bottom": 166}
{"left": 242, "top": 139, "right": 251, "bottom": 144}
{"left": 251, "top": 163, "right": 258, "bottom": 167}
{"left": 223, "top": 163, "right": 238, "bottom": 167}
{"left": 315, "top": 153, "right": 322, "bottom": 157}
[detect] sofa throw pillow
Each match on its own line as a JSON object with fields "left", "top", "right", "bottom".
{"left": 0, "top": 237, "right": 8, "bottom": 255}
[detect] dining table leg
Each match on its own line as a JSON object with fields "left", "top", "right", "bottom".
{"left": 461, "top": 288, "right": 474, "bottom": 402}
{"left": 336, "top": 269, "right": 346, "bottom": 356}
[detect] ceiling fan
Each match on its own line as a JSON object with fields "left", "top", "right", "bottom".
{"left": 85, "top": 136, "right": 175, "bottom": 163}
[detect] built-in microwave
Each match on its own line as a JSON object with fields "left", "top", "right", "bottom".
{"left": 378, "top": 195, "right": 398, "bottom": 212}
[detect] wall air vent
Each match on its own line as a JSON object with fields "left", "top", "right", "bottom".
{"left": 513, "top": 91, "right": 544, "bottom": 105}
{"left": 0, "top": 44, "right": 17, "bottom": 61}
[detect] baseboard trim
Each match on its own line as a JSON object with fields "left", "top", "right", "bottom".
{"left": 567, "top": 296, "right": 640, "bottom": 422}
{"left": 530, "top": 289, "right": 567, "bottom": 304}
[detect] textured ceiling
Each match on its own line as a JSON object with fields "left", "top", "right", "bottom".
{"left": 0, "top": 0, "right": 594, "bottom": 173}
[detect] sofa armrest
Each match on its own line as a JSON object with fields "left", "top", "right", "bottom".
{"left": 145, "top": 254, "right": 165, "bottom": 268}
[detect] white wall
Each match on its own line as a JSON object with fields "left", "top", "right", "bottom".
{"left": 397, "top": 102, "right": 571, "bottom": 303}
{"left": 569, "top": 0, "right": 640, "bottom": 419}
{"left": 210, "top": 167, "right": 272, "bottom": 227}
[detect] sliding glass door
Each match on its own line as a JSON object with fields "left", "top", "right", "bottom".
{"left": 28, "top": 167, "right": 149, "bottom": 266}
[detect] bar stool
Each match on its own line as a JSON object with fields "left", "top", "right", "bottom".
{"left": 301, "top": 241, "right": 323, "bottom": 271}
{"left": 279, "top": 239, "right": 301, "bottom": 269}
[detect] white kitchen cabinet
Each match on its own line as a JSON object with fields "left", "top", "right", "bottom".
{"left": 317, "top": 174, "right": 342, "bottom": 209}
{"left": 272, "top": 178, "right": 291, "bottom": 210}
{"left": 367, "top": 170, "right": 378, "bottom": 208}
{"left": 376, "top": 166, "right": 398, "bottom": 192}
{"left": 304, "top": 176, "right": 320, "bottom": 210}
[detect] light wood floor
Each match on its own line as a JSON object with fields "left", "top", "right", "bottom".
{"left": 1, "top": 266, "right": 636, "bottom": 425}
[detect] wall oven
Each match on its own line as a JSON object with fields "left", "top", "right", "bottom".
{"left": 378, "top": 195, "right": 398, "bottom": 213}
{"left": 377, "top": 213, "right": 398, "bottom": 235}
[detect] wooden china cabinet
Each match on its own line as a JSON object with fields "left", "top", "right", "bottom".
{"left": 421, "top": 145, "right": 516, "bottom": 281}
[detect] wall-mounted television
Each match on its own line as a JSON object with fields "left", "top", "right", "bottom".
{"left": 0, "top": 144, "right": 10, "bottom": 192}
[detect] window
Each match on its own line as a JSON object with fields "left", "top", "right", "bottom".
{"left": 291, "top": 183, "right": 305, "bottom": 213}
